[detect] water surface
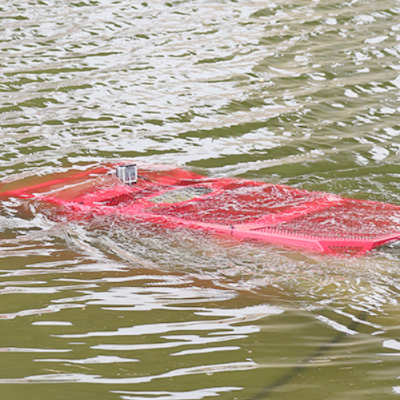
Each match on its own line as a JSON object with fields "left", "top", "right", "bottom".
{"left": 2, "top": 0, "right": 400, "bottom": 399}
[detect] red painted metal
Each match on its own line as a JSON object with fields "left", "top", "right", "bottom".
{"left": 2, "top": 161, "right": 400, "bottom": 255}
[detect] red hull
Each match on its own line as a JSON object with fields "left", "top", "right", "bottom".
{"left": 2, "top": 162, "right": 400, "bottom": 255}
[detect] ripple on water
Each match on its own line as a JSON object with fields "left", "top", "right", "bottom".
{"left": 2, "top": 0, "right": 400, "bottom": 398}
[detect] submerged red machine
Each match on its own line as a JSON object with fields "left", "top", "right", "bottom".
{"left": 2, "top": 161, "right": 400, "bottom": 255}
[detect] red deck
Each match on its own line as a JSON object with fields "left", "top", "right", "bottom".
{"left": 2, "top": 162, "right": 400, "bottom": 255}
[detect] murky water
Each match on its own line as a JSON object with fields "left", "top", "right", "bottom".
{"left": 2, "top": 0, "right": 400, "bottom": 398}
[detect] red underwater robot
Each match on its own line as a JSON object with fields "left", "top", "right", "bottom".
{"left": 1, "top": 161, "right": 400, "bottom": 255}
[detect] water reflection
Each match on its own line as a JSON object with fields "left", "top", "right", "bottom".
{"left": 2, "top": 0, "right": 400, "bottom": 398}
{"left": 0, "top": 207, "right": 399, "bottom": 398}
{"left": 112, "top": 387, "right": 242, "bottom": 400}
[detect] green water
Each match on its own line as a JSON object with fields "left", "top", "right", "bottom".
{"left": 2, "top": 0, "right": 400, "bottom": 399}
